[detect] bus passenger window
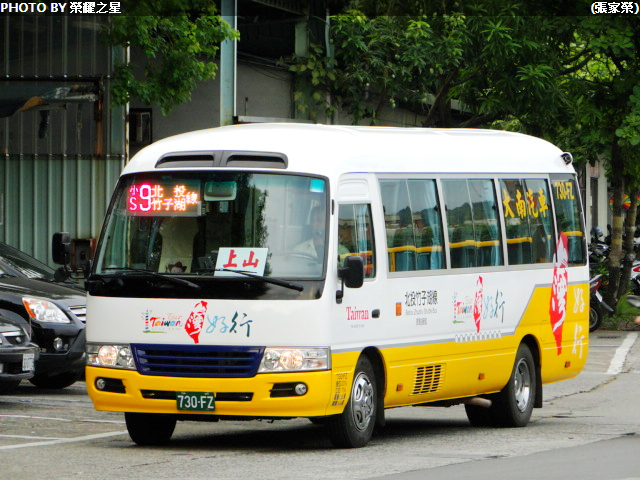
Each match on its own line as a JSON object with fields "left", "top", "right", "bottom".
{"left": 380, "top": 180, "right": 417, "bottom": 272}
{"left": 337, "top": 204, "right": 376, "bottom": 278}
{"left": 380, "top": 179, "right": 445, "bottom": 272}
{"left": 524, "top": 179, "right": 555, "bottom": 263}
{"left": 408, "top": 180, "right": 445, "bottom": 270}
{"left": 442, "top": 179, "right": 503, "bottom": 268}
{"left": 500, "top": 179, "right": 532, "bottom": 265}
{"left": 469, "top": 179, "right": 502, "bottom": 267}
{"left": 551, "top": 175, "right": 586, "bottom": 265}
{"left": 500, "top": 178, "right": 556, "bottom": 265}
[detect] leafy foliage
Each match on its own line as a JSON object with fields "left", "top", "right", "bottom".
{"left": 103, "top": 0, "right": 238, "bottom": 115}
{"left": 287, "top": 5, "right": 571, "bottom": 127}
{"left": 561, "top": 16, "right": 640, "bottom": 304}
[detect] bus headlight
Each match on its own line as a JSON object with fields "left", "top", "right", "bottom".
{"left": 258, "top": 348, "right": 330, "bottom": 372}
{"left": 86, "top": 343, "right": 135, "bottom": 370}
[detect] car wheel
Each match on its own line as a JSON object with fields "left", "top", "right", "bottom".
{"left": 327, "top": 355, "right": 377, "bottom": 448}
{"left": 30, "top": 371, "right": 81, "bottom": 389}
{"left": 0, "top": 380, "right": 21, "bottom": 394}
{"left": 125, "top": 412, "right": 177, "bottom": 446}
{"left": 491, "top": 343, "right": 536, "bottom": 427}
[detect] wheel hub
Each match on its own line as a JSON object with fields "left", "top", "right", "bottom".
{"left": 351, "top": 372, "right": 375, "bottom": 431}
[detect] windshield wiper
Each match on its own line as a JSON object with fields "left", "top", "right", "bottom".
{"left": 101, "top": 267, "right": 201, "bottom": 290}
{"left": 212, "top": 268, "right": 304, "bottom": 292}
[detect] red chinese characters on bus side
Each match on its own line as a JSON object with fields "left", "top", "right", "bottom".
{"left": 550, "top": 233, "right": 569, "bottom": 354}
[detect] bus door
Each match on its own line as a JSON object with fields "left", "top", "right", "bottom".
{"left": 333, "top": 177, "right": 381, "bottom": 345}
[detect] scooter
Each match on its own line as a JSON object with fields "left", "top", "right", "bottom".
{"left": 590, "top": 274, "right": 614, "bottom": 332}
{"left": 627, "top": 294, "right": 640, "bottom": 309}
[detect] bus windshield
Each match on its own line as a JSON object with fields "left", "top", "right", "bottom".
{"left": 94, "top": 172, "right": 328, "bottom": 280}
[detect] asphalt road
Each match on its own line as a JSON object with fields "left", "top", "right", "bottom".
{"left": 0, "top": 330, "right": 638, "bottom": 480}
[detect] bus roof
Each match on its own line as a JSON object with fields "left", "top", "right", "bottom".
{"left": 124, "top": 123, "right": 574, "bottom": 178}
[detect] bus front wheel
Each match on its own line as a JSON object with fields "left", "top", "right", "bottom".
{"left": 327, "top": 355, "right": 377, "bottom": 448}
{"left": 125, "top": 412, "right": 177, "bottom": 446}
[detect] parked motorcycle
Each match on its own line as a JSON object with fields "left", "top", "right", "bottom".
{"left": 626, "top": 294, "right": 640, "bottom": 309}
{"left": 590, "top": 274, "right": 613, "bottom": 332}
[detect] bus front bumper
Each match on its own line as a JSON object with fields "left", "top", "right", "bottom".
{"left": 86, "top": 366, "right": 341, "bottom": 418}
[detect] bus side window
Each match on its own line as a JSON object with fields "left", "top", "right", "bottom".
{"left": 468, "top": 179, "right": 502, "bottom": 267}
{"left": 524, "top": 178, "right": 555, "bottom": 263}
{"left": 380, "top": 180, "right": 417, "bottom": 272}
{"left": 442, "top": 179, "right": 503, "bottom": 268}
{"left": 551, "top": 175, "right": 586, "bottom": 265}
{"left": 380, "top": 179, "right": 445, "bottom": 272}
{"left": 500, "top": 179, "right": 532, "bottom": 265}
{"left": 337, "top": 204, "right": 376, "bottom": 278}
{"left": 442, "top": 179, "right": 475, "bottom": 268}
{"left": 407, "top": 179, "right": 445, "bottom": 270}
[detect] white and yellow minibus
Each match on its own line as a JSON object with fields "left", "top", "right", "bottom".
{"left": 72, "top": 124, "right": 588, "bottom": 448}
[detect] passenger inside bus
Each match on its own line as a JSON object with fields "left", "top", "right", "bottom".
{"left": 337, "top": 219, "right": 355, "bottom": 266}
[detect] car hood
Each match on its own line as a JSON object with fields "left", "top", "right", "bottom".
{"left": 0, "top": 276, "right": 86, "bottom": 306}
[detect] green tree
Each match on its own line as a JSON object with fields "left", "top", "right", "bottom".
{"left": 288, "top": 3, "right": 573, "bottom": 127}
{"left": 555, "top": 16, "right": 640, "bottom": 306}
{"left": 103, "top": 0, "right": 238, "bottom": 115}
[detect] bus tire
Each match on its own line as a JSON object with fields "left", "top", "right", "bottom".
{"left": 492, "top": 343, "right": 536, "bottom": 427}
{"left": 125, "top": 412, "right": 177, "bottom": 446}
{"left": 327, "top": 355, "right": 377, "bottom": 448}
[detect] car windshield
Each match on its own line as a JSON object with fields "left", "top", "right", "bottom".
{"left": 0, "top": 243, "right": 56, "bottom": 280}
{"left": 94, "top": 171, "right": 329, "bottom": 280}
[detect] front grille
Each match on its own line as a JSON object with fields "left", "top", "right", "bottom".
{"left": 132, "top": 344, "right": 264, "bottom": 378}
{"left": 1, "top": 330, "right": 25, "bottom": 346}
{"left": 69, "top": 306, "right": 87, "bottom": 322}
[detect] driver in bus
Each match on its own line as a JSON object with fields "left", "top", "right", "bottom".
{"left": 293, "top": 206, "right": 326, "bottom": 258}
{"left": 158, "top": 216, "right": 199, "bottom": 273}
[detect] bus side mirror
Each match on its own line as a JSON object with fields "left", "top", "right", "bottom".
{"left": 52, "top": 232, "right": 71, "bottom": 265}
{"left": 339, "top": 255, "right": 365, "bottom": 289}
{"left": 337, "top": 255, "right": 365, "bottom": 303}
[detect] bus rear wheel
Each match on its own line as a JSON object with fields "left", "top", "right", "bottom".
{"left": 491, "top": 343, "right": 536, "bottom": 427}
{"left": 465, "top": 343, "right": 536, "bottom": 428}
{"left": 327, "top": 355, "right": 377, "bottom": 448}
{"left": 125, "top": 412, "right": 177, "bottom": 446}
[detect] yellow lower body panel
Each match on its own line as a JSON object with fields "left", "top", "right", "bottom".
{"left": 86, "top": 366, "right": 337, "bottom": 418}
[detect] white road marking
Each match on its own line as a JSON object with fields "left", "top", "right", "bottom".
{"left": 0, "top": 414, "right": 70, "bottom": 422}
{"left": 606, "top": 332, "right": 638, "bottom": 375}
{"left": 0, "top": 414, "right": 124, "bottom": 425}
{"left": 0, "top": 431, "right": 128, "bottom": 450}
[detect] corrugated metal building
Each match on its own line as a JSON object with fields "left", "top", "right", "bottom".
{"left": 1, "top": 15, "right": 125, "bottom": 266}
